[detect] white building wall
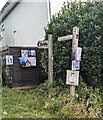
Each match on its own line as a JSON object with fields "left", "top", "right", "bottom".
{"left": 1, "top": 1, "right": 48, "bottom": 47}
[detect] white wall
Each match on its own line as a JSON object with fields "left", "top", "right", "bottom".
{"left": 1, "top": 1, "right": 48, "bottom": 47}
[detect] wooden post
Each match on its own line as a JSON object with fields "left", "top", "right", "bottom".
{"left": 58, "top": 27, "right": 79, "bottom": 96}
{"left": 48, "top": 34, "right": 53, "bottom": 83}
{"left": 70, "top": 27, "right": 79, "bottom": 96}
{"left": 72, "top": 27, "right": 79, "bottom": 60}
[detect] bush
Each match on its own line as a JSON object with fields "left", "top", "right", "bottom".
{"left": 44, "top": 98, "right": 62, "bottom": 114}
{"left": 41, "top": 2, "right": 103, "bottom": 88}
{"left": 2, "top": 58, "right": 8, "bottom": 86}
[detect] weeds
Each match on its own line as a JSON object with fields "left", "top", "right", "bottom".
{"left": 2, "top": 81, "right": 102, "bottom": 118}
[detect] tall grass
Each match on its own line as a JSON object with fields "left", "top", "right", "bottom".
{"left": 2, "top": 81, "right": 102, "bottom": 118}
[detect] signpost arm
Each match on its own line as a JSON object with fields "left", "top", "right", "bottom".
{"left": 58, "top": 35, "right": 73, "bottom": 41}
{"left": 48, "top": 34, "right": 53, "bottom": 83}
{"left": 70, "top": 27, "right": 79, "bottom": 96}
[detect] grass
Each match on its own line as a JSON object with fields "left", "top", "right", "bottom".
{"left": 2, "top": 81, "right": 103, "bottom": 118}
{"left": 2, "top": 87, "right": 52, "bottom": 118}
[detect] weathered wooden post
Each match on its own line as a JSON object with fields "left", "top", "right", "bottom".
{"left": 72, "top": 27, "right": 79, "bottom": 60}
{"left": 70, "top": 27, "right": 79, "bottom": 95}
{"left": 48, "top": 34, "right": 53, "bottom": 83}
{"left": 37, "top": 34, "right": 53, "bottom": 97}
{"left": 58, "top": 27, "right": 81, "bottom": 96}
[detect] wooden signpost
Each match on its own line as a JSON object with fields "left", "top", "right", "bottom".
{"left": 48, "top": 34, "right": 53, "bottom": 98}
{"left": 58, "top": 27, "right": 81, "bottom": 96}
{"left": 48, "top": 34, "right": 53, "bottom": 83}
{"left": 37, "top": 35, "right": 53, "bottom": 83}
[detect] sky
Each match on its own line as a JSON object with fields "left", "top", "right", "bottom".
{"left": 0, "top": 0, "right": 8, "bottom": 11}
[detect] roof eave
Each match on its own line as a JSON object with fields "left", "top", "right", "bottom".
{"left": 0, "top": 0, "right": 20, "bottom": 24}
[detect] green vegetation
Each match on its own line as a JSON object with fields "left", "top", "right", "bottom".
{"left": 41, "top": 2, "right": 103, "bottom": 87}
{"left": 2, "top": 81, "right": 102, "bottom": 118}
{"left": 2, "top": 2, "right": 103, "bottom": 119}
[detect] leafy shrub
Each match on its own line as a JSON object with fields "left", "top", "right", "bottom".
{"left": 57, "top": 82, "right": 102, "bottom": 118}
{"left": 2, "top": 57, "right": 10, "bottom": 86}
{"left": 44, "top": 98, "right": 62, "bottom": 114}
{"left": 40, "top": 2, "right": 103, "bottom": 88}
{"left": 36, "top": 81, "right": 102, "bottom": 118}
{"left": 76, "top": 82, "right": 102, "bottom": 118}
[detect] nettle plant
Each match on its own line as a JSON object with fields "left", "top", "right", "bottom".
{"left": 40, "top": 2, "right": 103, "bottom": 88}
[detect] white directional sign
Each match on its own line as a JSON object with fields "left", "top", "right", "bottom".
{"left": 72, "top": 60, "right": 80, "bottom": 70}
{"left": 75, "top": 47, "right": 82, "bottom": 61}
{"left": 6, "top": 55, "right": 13, "bottom": 65}
{"left": 66, "top": 70, "right": 79, "bottom": 86}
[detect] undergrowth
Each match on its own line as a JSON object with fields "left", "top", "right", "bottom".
{"left": 2, "top": 81, "right": 102, "bottom": 118}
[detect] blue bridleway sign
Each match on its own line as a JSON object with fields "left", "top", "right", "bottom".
{"left": 6, "top": 55, "right": 13, "bottom": 65}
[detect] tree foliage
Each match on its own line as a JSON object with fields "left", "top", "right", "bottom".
{"left": 40, "top": 2, "right": 103, "bottom": 88}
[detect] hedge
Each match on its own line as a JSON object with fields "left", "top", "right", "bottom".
{"left": 40, "top": 2, "right": 103, "bottom": 88}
